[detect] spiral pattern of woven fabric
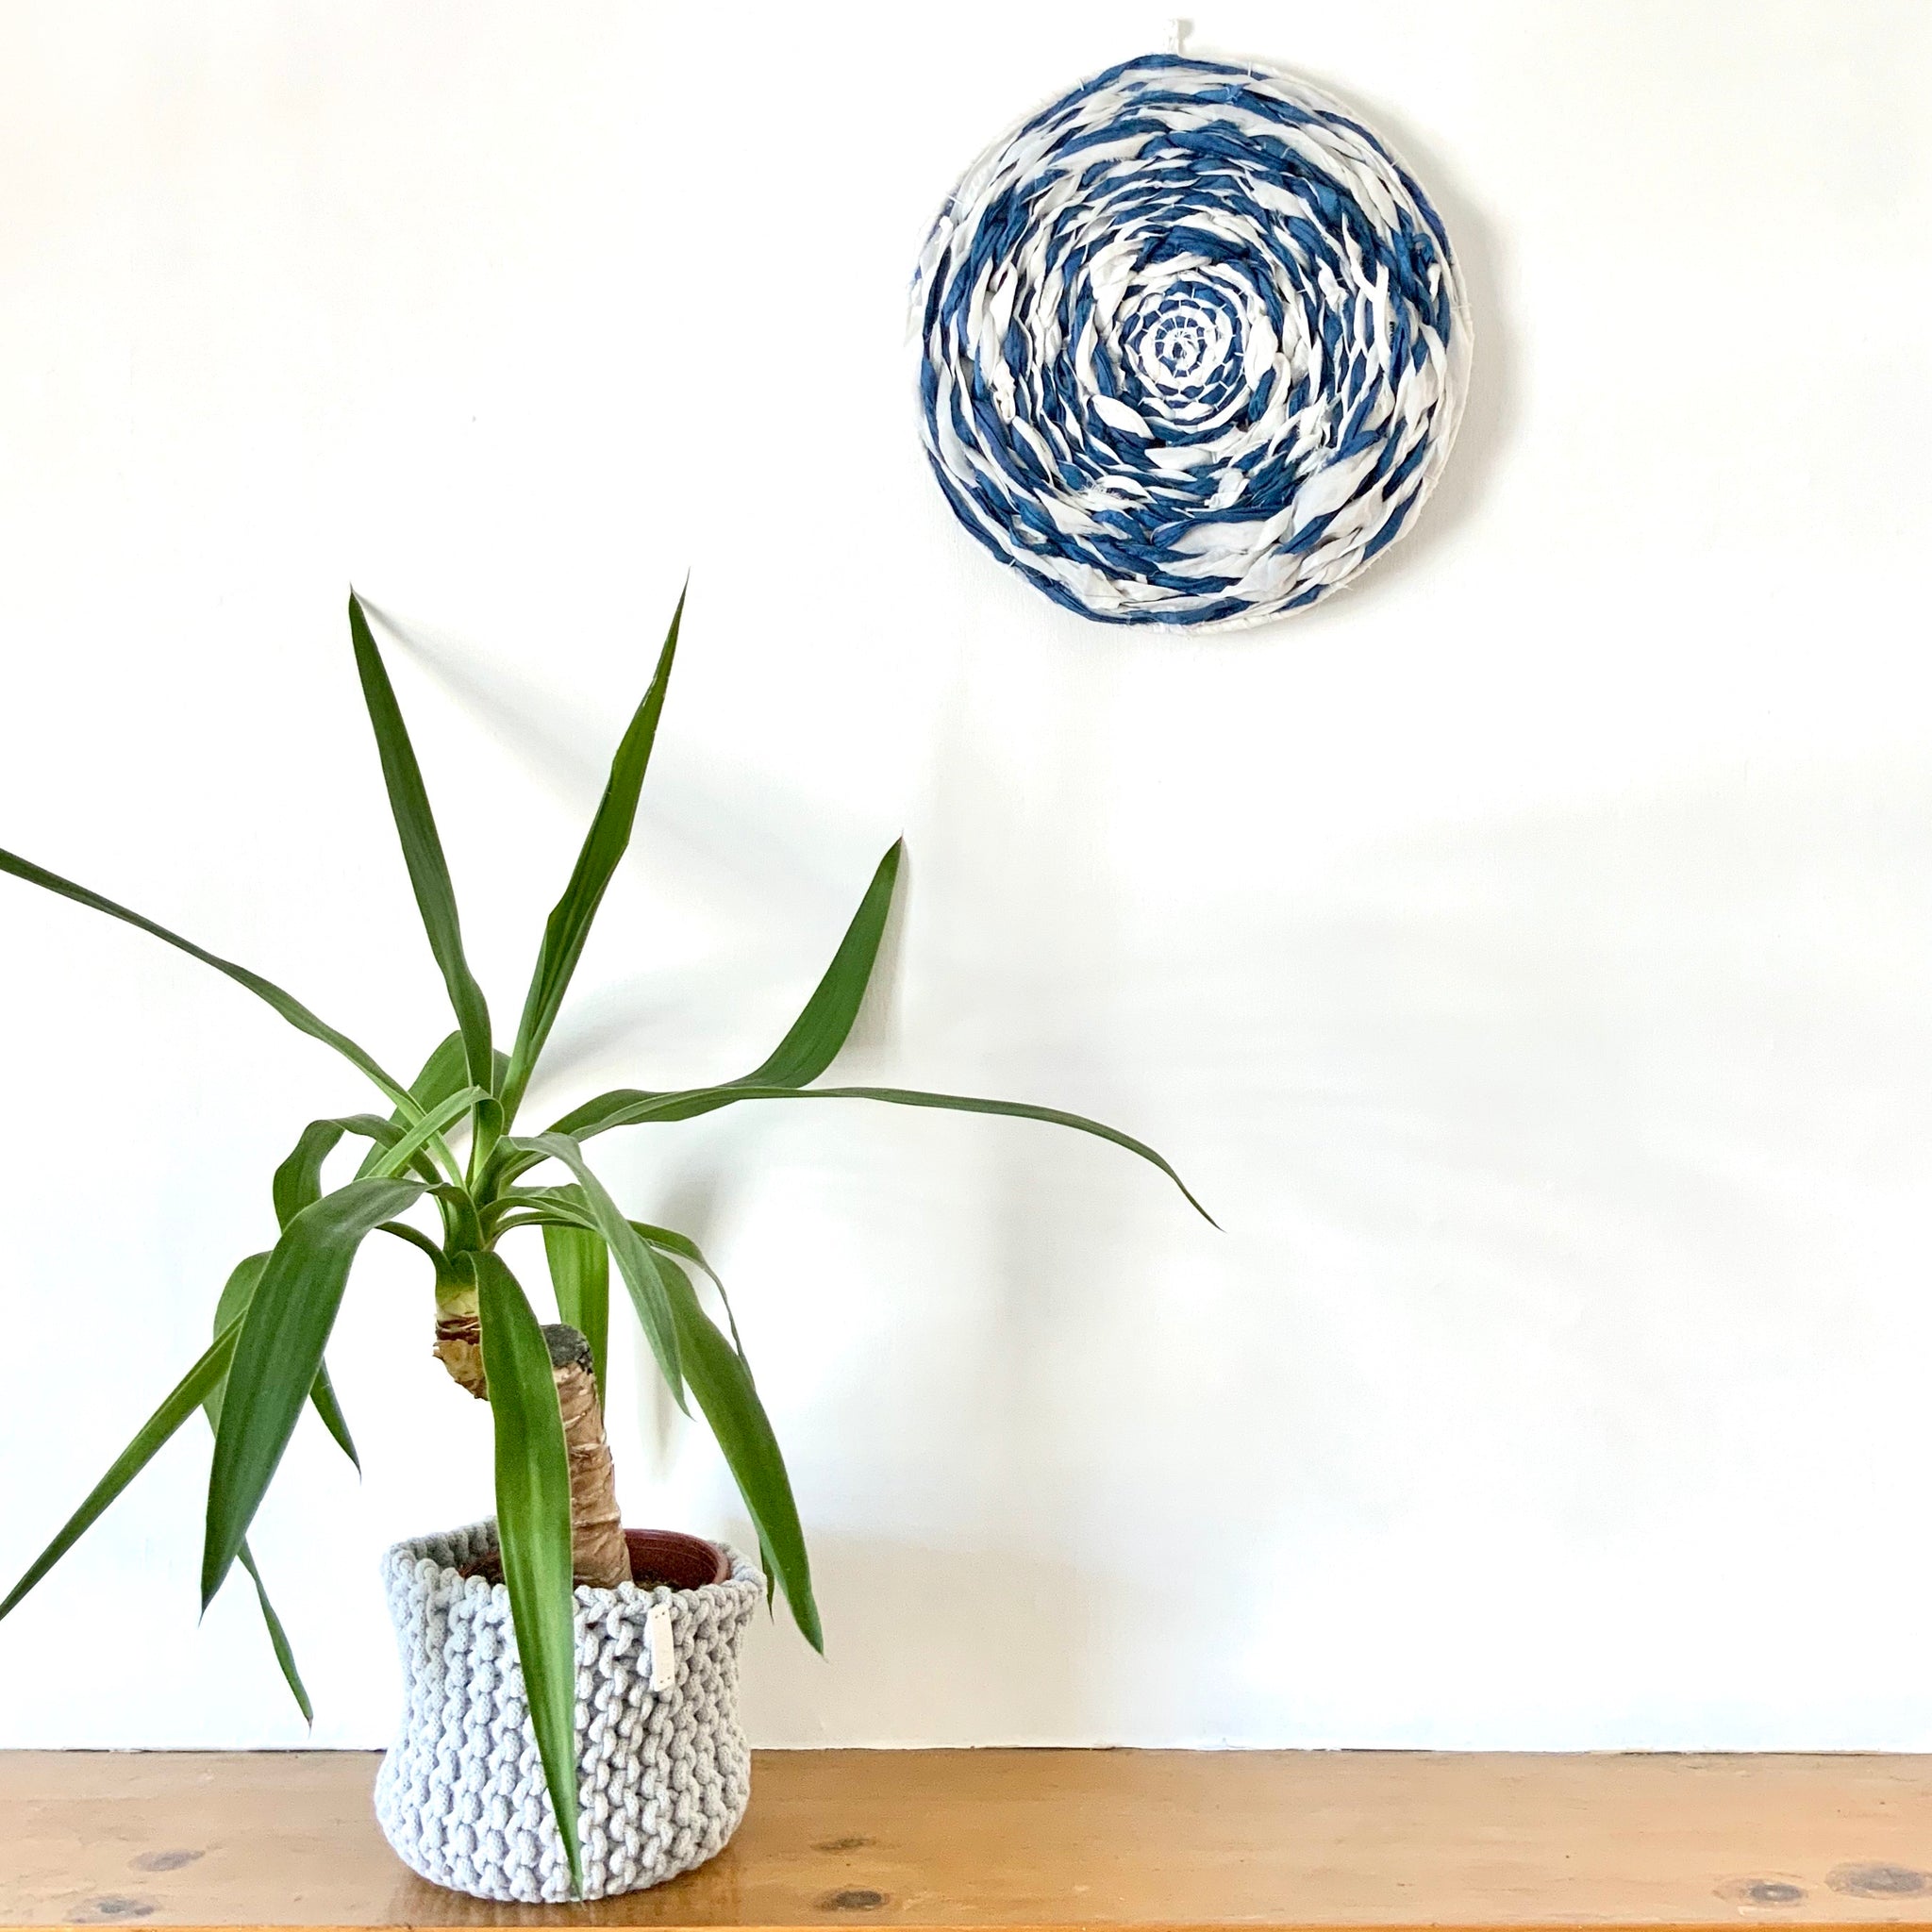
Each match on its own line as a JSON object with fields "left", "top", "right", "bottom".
{"left": 913, "top": 53, "right": 1471, "bottom": 628}
{"left": 373, "top": 1522, "right": 759, "bottom": 1903}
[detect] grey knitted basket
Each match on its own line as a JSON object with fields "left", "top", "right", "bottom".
{"left": 373, "top": 1520, "right": 760, "bottom": 1902}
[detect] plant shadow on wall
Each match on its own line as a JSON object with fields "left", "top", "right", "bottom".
{"left": 0, "top": 591, "right": 1211, "bottom": 1899}
{"left": 374, "top": 604, "right": 1161, "bottom": 1743}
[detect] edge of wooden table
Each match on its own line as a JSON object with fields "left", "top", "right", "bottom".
{"left": 8, "top": 1749, "right": 1932, "bottom": 1932}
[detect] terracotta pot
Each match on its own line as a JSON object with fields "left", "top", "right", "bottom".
{"left": 624, "top": 1526, "right": 730, "bottom": 1591}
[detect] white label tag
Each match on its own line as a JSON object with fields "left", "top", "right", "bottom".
{"left": 647, "top": 1602, "right": 675, "bottom": 1691}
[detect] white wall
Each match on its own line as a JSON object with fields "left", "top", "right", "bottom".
{"left": 2, "top": 0, "right": 1930, "bottom": 1751}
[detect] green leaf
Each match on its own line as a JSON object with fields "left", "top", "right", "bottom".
{"left": 204, "top": 1258, "right": 315, "bottom": 1723}
{"left": 215, "top": 1251, "right": 355, "bottom": 1492}
{"left": 533, "top": 839, "right": 901, "bottom": 1146}
{"left": 268, "top": 1112, "right": 434, "bottom": 1468}
{"left": 632, "top": 1221, "right": 744, "bottom": 1357}
{"left": 648, "top": 1248, "right": 820, "bottom": 1651}
{"left": 238, "top": 1542, "right": 313, "bottom": 1725}
{"left": 629, "top": 1220, "right": 722, "bottom": 1287}
{"left": 287, "top": 1113, "right": 444, "bottom": 1201}
{"left": 354, "top": 1033, "right": 505, "bottom": 1183}
{"left": 487, "top": 1192, "right": 729, "bottom": 1357}
{"left": 741, "top": 840, "right": 902, "bottom": 1088}
{"left": 0, "top": 1322, "right": 240, "bottom": 1623}
{"left": 499, "top": 590, "right": 684, "bottom": 1126}
{"left": 272, "top": 1133, "right": 381, "bottom": 1472}
{"left": 307, "top": 1365, "right": 359, "bottom": 1471}
{"left": 512, "top": 1133, "right": 683, "bottom": 1406}
{"left": 365, "top": 1085, "right": 487, "bottom": 1180}
{"left": 557, "top": 1083, "right": 1215, "bottom": 1224}
{"left": 212, "top": 1251, "right": 271, "bottom": 1344}
{"left": 347, "top": 593, "right": 493, "bottom": 1098}
{"left": 375, "top": 1219, "right": 449, "bottom": 1271}
{"left": 202, "top": 1175, "right": 425, "bottom": 1607}
{"left": 0, "top": 845, "right": 418, "bottom": 1116}
{"left": 480, "top": 1185, "right": 599, "bottom": 1239}
{"left": 542, "top": 1216, "right": 610, "bottom": 1405}
{"left": 468, "top": 1249, "right": 582, "bottom": 1895}
{"left": 275, "top": 1122, "right": 349, "bottom": 1231}
{"left": 407, "top": 1030, "right": 473, "bottom": 1112}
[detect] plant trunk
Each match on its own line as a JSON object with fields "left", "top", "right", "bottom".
{"left": 543, "top": 1324, "right": 632, "bottom": 1589}
{"left": 434, "top": 1296, "right": 632, "bottom": 1590}
{"left": 433, "top": 1283, "right": 488, "bottom": 1399}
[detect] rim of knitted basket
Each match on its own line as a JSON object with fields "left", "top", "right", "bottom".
{"left": 412, "top": 1523, "right": 739, "bottom": 1597}
{"left": 910, "top": 46, "right": 1474, "bottom": 634}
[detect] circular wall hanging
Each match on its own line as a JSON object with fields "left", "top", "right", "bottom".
{"left": 912, "top": 52, "right": 1472, "bottom": 629}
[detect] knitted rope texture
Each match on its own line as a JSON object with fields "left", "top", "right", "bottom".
{"left": 913, "top": 53, "right": 1472, "bottom": 629}
{"left": 373, "top": 1522, "right": 760, "bottom": 1903}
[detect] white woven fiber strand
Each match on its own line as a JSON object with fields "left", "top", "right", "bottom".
{"left": 912, "top": 53, "right": 1472, "bottom": 628}
{"left": 373, "top": 1522, "right": 760, "bottom": 1903}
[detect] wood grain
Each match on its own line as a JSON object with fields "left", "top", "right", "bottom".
{"left": 6, "top": 1750, "right": 1932, "bottom": 1932}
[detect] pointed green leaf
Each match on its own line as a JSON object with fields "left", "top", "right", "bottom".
{"left": 0, "top": 1323, "right": 240, "bottom": 1623}
{"left": 212, "top": 1252, "right": 271, "bottom": 1343}
{"left": 0, "top": 846, "right": 417, "bottom": 1115}
{"left": 632, "top": 1221, "right": 744, "bottom": 1357}
{"left": 469, "top": 1249, "right": 582, "bottom": 1895}
{"left": 500, "top": 590, "right": 685, "bottom": 1124}
{"left": 347, "top": 593, "right": 493, "bottom": 1096}
{"left": 375, "top": 1219, "right": 450, "bottom": 1270}
{"left": 536, "top": 839, "right": 900, "bottom": 1143}
{"left": 649, "top": 1249, "right": 820, "bottom": 1650}
{"left": 307, "top": 1365, "right": 359, "bottom": 1471}
{"left": 274, "top": 1122, "right": 349, "bottom": 1231}
{"left": 512, "top": 1133, "right": 683, "bottom": 1405}
{"left": 353, "top": 1033, "right": 501, "bottom": 1184}
{"left": 365, "top": 1085, "right": 486, "bottom": 1181}
{"left": 203, "top": 1261, "right": 315, "bottom": 1723}
{"left": 741, "top": 839, "right": 901, "bottom": 1088}
{"left": 271, "top": 1132, "right": 387, "bottom": 1472}
{"left": 406, "top": 1030, "right": 472, "bottom": 1112}
{"left": 556, "top": 1083, "right": 1214, "bottom": 1224}
{"left": 202, "top": 1175, "right": 425, "bottom": 1607}
{"left": 238, "top": 1541, "right": 313, "bottom": 1725}
{"left": 628, "top": 1220, "right": 722, "bottom": 1287}
{"left": 285, "top": 1112, "right": 444, "bottom": 1200}
{"left": 542, "top": 1216, "right": 609, "bottom": 1405}
{"left": 480, "top": 1184, "right": 598, "bottom": 1240}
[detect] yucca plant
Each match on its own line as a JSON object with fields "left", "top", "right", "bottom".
{"left": 0, "top": 591, "right": 1207, "bottom": 1891}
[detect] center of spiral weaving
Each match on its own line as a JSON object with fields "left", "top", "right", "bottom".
{"left": 1117, "top": 276, "right": 1248, "bottom": 428}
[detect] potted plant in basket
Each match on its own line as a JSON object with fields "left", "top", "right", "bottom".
{"left": 0, "top": 591, "right": 1209, "bottom": 1903}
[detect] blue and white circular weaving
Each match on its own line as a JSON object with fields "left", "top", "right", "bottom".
{"left": 912, "top": 54, "right": 1472, "bottom": 629}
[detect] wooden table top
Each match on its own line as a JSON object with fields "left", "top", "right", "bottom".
{"left": 6, "top": 1750, "right": 1932, "bottom": 1932}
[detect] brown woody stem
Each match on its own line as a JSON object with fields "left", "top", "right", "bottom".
{"left": 434, "top": 1287, "right": 630, "bottom": 1590}
{"left": 543, "top": 1324, "right": 632, "bottom": 1589}
{"left": 432, "top": 1282, "right": 488, "bottom": 1399}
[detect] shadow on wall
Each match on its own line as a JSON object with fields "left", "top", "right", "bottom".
{"left": 351, "top": 652, "right": 1932, "bottom": 1744}
{"left": 1334, "top": 74, "right": 1519, "bottom": 603}
{"left": 738, "top": 1531, "right": 1108, "bottom": 1746}
{"left": 1184, "top": 38, "right": 1520, "bottom": 636}
{"left": 731, "top": 752, "right": 1932, "bottom": 1748}
{"left": 357, "top": 595, "right": 856, "bottom": 939}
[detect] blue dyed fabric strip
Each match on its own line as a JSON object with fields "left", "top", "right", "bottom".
{"left": 912, "top": 53, "right": 1472, "bottom": 629}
